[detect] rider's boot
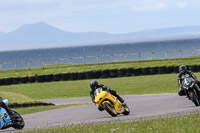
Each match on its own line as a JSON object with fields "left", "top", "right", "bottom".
{"left": 1, "top": 121, "right": 14, "bottom": 129}
{"left": 121, "top": 102, "right": 127, "bottom": 107}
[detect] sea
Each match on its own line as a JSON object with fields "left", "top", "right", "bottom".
{"left": 1, "top": 38, "right": 200, "bottom": 69}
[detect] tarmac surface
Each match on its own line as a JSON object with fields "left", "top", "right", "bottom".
{"left": 3, "top": 93, "right": 200, "bottom": 132}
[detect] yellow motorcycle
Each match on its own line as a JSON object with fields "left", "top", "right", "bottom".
{"left": 94, "top": 88, "right": 130, "bottom": 117}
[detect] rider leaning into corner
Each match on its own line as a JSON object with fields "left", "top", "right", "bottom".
{"left": 90, "top": 80, "right": 126, "bottom": 111}
{"left": 0, "top": 97, "right": 14, "bottom": 116}
{"left": 178, "top": 65, "right": 200, "bottom": 96}
{"left": 0, "top": 97, "right": 16, "bottom": 127}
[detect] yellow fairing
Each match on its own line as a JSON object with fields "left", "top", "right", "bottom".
{"left": 94, "top": 88, "right": 123, "bottom": 114}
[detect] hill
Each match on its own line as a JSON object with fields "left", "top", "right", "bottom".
{"left": 0, "top": 22, "right": 200, "bottom": 51}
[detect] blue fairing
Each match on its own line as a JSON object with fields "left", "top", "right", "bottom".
{"left": 0, "top": 100, "right": 12, "bottom": 129}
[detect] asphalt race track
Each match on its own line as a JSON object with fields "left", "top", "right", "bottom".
{"left": 3, "top": 93, "right": 200, "bottom": 132}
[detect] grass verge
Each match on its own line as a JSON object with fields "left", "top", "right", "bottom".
{"left": 20, "top": 112, "right": 200, "bottom": 133}
{"left": 0, "top": 72, "right": 191, "bottom": 99}
{"left": 14, "top": 103, "right": 92, "bottom": 115}
{"left": 0, "top": 91, "right": 39, "bottom": 104}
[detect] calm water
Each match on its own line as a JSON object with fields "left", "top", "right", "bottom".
{"left": 1, "top": 38, "right": 200, "bottom": 69}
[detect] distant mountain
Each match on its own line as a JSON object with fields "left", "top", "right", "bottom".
{"left": 1, "top": 22, "right": 200, "bottom": 51}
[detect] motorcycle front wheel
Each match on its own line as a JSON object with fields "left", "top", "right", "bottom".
{"left": 122, "top": 105, "right": 130, "bottom": 115}
{"left": 12, "top": 111, "right": 25, "bottom": 130}
{"left": 189, "top": 91, "right": 200, "bottom": 106}
{"left": 103, "top": 102, "right": 117, "bottom": 117}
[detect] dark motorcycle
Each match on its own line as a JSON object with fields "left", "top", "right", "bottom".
{"left": 182, "top": 77, "right": 200, "bottom": 106}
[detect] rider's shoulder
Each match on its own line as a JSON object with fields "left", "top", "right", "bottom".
{"left": 98, "top": 84, "right": 105, "bottom": 87}
{"left": 177, "top": 73, "right": 182, "bottom": 77}
{"left": 186, "top": 70, "right": 193, "bottom": 74}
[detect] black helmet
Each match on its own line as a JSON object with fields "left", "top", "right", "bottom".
{"left": 179, "top": 65, "right": 187, "bottom": 73}
{"left": 90, "top": 80, "right": 98, "bottom": 90}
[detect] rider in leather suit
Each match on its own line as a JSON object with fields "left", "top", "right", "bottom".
{"left": 177, "top": 65, "right": 200, "bottom": 96}
{"left": 90, "top": 80, "right": 126, "bottom": 111}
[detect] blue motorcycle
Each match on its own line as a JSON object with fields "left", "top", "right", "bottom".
{"left": 0, "top": 99, "right": 24, "bottom": 130}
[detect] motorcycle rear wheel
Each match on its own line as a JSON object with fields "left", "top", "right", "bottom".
{"left": 103, "top": 102, "right": 117, "bottom": 117}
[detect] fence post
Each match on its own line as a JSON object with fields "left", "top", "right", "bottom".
{"left": 192, "top": 50, "right": 195, "bottom": 57}
{"left": 83, "top": 56, "right": 85, "bottom": 64}
{"left": 110, "top": 55, "right": 113, "bottom": 62}
{"left": 42, "top": 60, "right": 45, "bottom": 70}
{"left": 96, "top": 56, "right": 99, "bottom": 64}
{"left": 56, "top": 59, "right": 58, "bottom": 68}
{"left": 65, "top": 58, "right": 68, "bottom": 65}
{"left": 14, "top": 62, "right": 17, "bottom": 70}
{"left": 152, "top": 52, "right": 155, "bottom": 60}
{"left": 165, "top": 52, "right": 168, "bottom": 59}
{"left": 69, "top": 58, "right": 71, "bottom": 65}
{"left": 179, "top": 50, "right": 182, "bottom": 58}
{"left": 28, "top": 61, "right": 31, "bottom": 70}
{"left": 137, "top": 53, "right": 141, "bottom": 61}
{"left": 124, "top": 54, "right": 127, "bottom": 62}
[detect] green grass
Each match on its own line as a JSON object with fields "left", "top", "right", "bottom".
{"left": 0, "top": 72, "right": 189, "bottom": 100}
{"left": 1, "top": 56, "right": 200, "bottom": 78}
{"left": 21, "top": 112, "right": 200, "bottom": 133}
{"left": 14, "top": 103, "right": 92, "bottom": 115}
{"left": 0, "top": 91, "right": 40, "bottom": 104}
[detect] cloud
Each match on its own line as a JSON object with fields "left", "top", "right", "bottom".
{"left": 0, "top": 0, "right": 200, "bottom": 33}
{"left": 131, "top": 2, "right": 168, "bottom": 12}
{"left": 176, "top": 1, "right": 188, "bottom": 8}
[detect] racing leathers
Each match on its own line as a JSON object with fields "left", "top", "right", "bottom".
{"left": 178, "top": 70, "right": 200, "bottom": 96}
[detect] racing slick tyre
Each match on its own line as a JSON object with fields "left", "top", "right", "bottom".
{"left": 122, "top": 105, "right": 130, "bottom": 115}
{"left": 103, "top": 102, "right": 117, "bottom": 117}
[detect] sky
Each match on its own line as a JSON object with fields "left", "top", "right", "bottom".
{"left": 0, "top": 0, "right": 200, "bottom": 34}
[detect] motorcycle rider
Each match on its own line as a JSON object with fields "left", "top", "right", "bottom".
{"left": 90, "top": 80, "right": 126, "bottom": 111}
{"left": 178, "top": 65, "right": 200, "bottom": 96}
{"left": 0, "top": 97, "right": 15, "bottom": 128}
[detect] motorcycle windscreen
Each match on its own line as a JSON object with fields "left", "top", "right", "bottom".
{"left": 94, "top": 88, "right": 101, "bottom": 96}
